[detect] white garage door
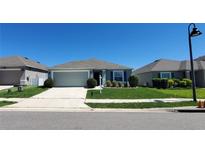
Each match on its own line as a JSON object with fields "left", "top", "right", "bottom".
{"left": 53, "top": 71, "right": 89, "bottom": 87}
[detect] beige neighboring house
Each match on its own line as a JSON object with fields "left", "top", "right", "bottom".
{"left": 132, "top": 55, "right": 205, "bottom": 87}
{"left": 0, "top": 56, "right": 48, "bottom": 86}
{"left": 49, "top": 58, "right": 132, "bottom": 87}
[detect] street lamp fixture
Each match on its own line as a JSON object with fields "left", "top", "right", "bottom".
{"left": 188, "top": 23, "right": 202, "bottom": 102}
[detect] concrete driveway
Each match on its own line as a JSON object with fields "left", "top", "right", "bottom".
{"left": 0, "top": 86, "right": 13, "bottom": 91}
{"left": 33, "top": 87, "right": 87, "bottom": 99}
{"left": 7, "top": 87, "right": 90, "bottom": 109}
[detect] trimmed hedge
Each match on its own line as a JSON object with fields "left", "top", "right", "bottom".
{"left": 44, "top": 78, "right": 54, "bottom": 88}
{"left": 152, "top": 78, "right": 192, "bottom": 89}
{"left": 87, "top": 78, "right": 97, "bottom": 88}
{"left": 152, "top": 78, "right": 168, "bottom": 89}
{"left": 106, "top": 80, "right": 112, "bottom": 87}
{"left": 168, "top": 79, "right": 174, "bottom": 88}
{"left": 128, "top": 76, "right": 138, "bottom": 87}
{"left": 112, "top": 81, "right": 118, "bottom": 87}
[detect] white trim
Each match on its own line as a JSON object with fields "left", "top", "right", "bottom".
{"left": 113, "top": 70, "right": 124, "bottom": 82}
{"left": 160, "top": 72, "right": 172, "bottom": 78}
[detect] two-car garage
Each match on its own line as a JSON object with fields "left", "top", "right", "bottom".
{"left": 52, "top": 71, "right": 89, "bottom": 87}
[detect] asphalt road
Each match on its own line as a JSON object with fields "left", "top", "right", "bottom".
{"left": 0, "top": 111, "right": 205, "bottom": 130}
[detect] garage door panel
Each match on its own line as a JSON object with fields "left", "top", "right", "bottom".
{"left": 0, "top": 71, "right": 23, "bottom": 85}
{"left": 53, "top": 72, "right": 88, "bottom": 87}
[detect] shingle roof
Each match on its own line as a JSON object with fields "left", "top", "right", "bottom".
{"left": 195, "top": 55, "right": 205, "bottom": 61}
{"left": 0, "top": 56, "right": 48, "bottom": 71}
{"left": 133, "top": 58, "right": 205, "bottom": 75}
{"left": 51, "top": 58, "right": 132, "bottom": 70}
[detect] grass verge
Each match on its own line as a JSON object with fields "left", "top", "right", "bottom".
{"left": 86, "top": 87, "right": 205, "bottom": 99}
{"left": 0, "top": 101, "right": 16, "bottom": 107}
{"left": 0, "top": 86, "right": 49, "bottom": 98}
{"left": 86, "top": 101, "right": 196, "bottom": 109}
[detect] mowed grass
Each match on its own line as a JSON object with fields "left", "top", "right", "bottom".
{"left": 0, "top": 86, "right": 48, "bottom": 98}
{"left": 86, "top": 101, "right": 196, "bottom": 109}
{"left": 86, "top": 87, "right": 205, "bottom": 99}
{"left": 0, "top": 101, "right": 16, "bottom": 107}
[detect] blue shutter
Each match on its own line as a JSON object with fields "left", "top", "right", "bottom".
{"left": 111, "top": 71, "right": 113, "bottom": 81}
{"left": 124, "top": 71, "right": 127, "bottom": 81}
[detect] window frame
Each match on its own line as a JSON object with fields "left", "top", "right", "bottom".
{"left": 113, "top": 70, "right": 124, "bottom": 82}
{"left": 160, "top": 72, "right": 172, "bottom": 79}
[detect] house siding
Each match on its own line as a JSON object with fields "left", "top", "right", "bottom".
{"left": 24, "top": 70, "right": 48, "bottom": 86}
{"left": 135, "top": 71, "right": 187, "bottom": 87}
{"left": 195, "top": 70, "right": 205, "bottom": 87}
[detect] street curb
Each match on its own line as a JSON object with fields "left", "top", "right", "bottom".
{"left": 0, "top": 107, "right": 175, "bottom": 112}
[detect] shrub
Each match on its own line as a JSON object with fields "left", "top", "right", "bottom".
{"left": 128, "top": 76, "right": 138, "bottom": 87}
{"left": 152, "top": 78, "right": 160, "bottom": 88}
{"left": 161, "top": 78, "right": 168, "bottom": 89}
{"left": 152, "top": 78, "right": 168, "bottom": 89}
{"left": 112, "top": 81, "right": 118, "bottom": 87}
{"left": 118, "top": 82, "right": 123, "bottom": 87}
{"left": 182, "top": 78, "right": 192, "bottom": 87}
{"left": 124, "top": 82, "right": 129, "bottom": 87}
{"left": 168, "top": 79, "right": 174, "bottom": 88}
{"left": 87, "top": 78, "right": 97, "bottom": 88}
{"left": 44, "top": 78, "right": 54, "bottom": 88}
{"left": 179, "top": 80, "right": 187, "bottom": 87}
{"left": 173, "top": 78, "right": 180, "bottom": 87}
{"left": 106, "top": 80, "right": 112, "bottom": 87}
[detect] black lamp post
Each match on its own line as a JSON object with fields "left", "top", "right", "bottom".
{"left": 188, "top": 23, "right": 202, "bottom": 102}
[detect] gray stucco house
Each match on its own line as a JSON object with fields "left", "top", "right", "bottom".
{"left": 0, "top": 56, "right": 48, "bottom": 86}
{"left": 50, "top": 58, "right": 132, "bottom": 87}
{"left": 132, "top": 55, "right": 205, "bottom": 87}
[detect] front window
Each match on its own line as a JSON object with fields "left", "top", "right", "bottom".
{"left": 160, "top": 72, "right": 172, "bottom": 79}
{"left": 113, "top": 71, "right": 124, "bottom": 81}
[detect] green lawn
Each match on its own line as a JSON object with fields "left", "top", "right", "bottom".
{"left": 86, "top": 87, "right": 205, "bottom": 99}
{"left": 0, "top": 86, "right": 48, "bottom": 98}
{"left": 86, "top": 101, "right": 196, "bottom": 109}
{"left": 0, "top": 101, "right": 16, "bottom": 107}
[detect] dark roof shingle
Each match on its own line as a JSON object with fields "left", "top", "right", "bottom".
{"left": 0, "top": 56, "right": 48, "bottom": 71}
{"left": 133, "top": 58, "right": 205, "bottom": 75}
{"left": 51, "top": 58, "right": 131, "bottom": 70}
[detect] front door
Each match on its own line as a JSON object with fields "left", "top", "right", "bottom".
{"left": 93, "top": 71, "right": 101, "bottom": 85}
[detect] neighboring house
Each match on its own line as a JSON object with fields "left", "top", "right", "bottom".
{"left": 49, "top": 58, "right": 132, "bottom": 87}
{"left": 0, "top": 56, "right": 48, "bottom": 86}
{"left": 132, "top": 56, "right": 205, "bottom": 87}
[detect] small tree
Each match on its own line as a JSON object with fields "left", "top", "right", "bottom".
{"left": 87, "top": 78, "right": 97, "bottom": 88}
{"left": 128, "top": 76, "right": 138, "bottom": 87}
{"left": 44, "top": 78, "right": 54, "bottom": 88}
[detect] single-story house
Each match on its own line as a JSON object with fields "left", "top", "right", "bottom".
{"left": 132, "top": 55, "right": 205, "bottom": 87}
{"left": 49, "top": 58, "right": 132, "bottom": 87}
{"left": 0, "top": 56, "right": 48, "bottom": 86}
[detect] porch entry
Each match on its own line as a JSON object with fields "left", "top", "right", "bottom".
{"left": 93, "top": 70, "right": 102, "bottom": 86}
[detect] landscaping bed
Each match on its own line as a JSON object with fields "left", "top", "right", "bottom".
{"left": 0, "top": 86, "right": 49, "bottom": 98}
{"left": 0, "top": 101, "right": 16, "bottom": 107}
{"left": 86, "top": 101, "right": 196, "bottom": 109}
{"left": 86, "top": 87, "right": 205, "bottom": 99}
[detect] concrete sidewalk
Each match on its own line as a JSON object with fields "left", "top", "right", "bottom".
{"left": 6, "top": 98, "right": 90, "bottom": 109}
{"left": 85, "top": 98, "right": 199, "bottom": 103}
